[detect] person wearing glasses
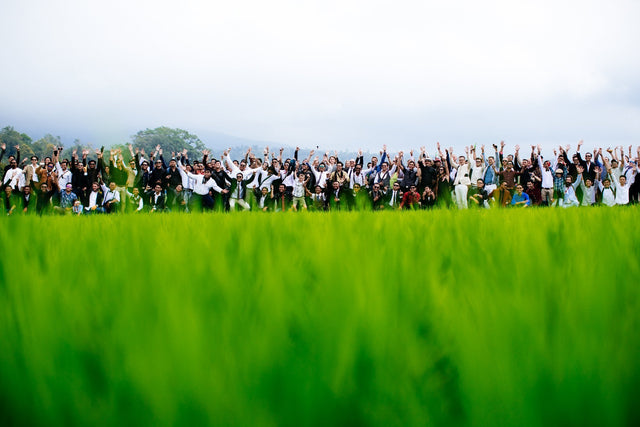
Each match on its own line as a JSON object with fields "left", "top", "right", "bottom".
{"left": 24, "top": 155, "right": 42, "bottom": 190}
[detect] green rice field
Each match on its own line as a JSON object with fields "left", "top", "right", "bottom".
{"left": 1, "top": 208, "right": 639, "bottom": 426}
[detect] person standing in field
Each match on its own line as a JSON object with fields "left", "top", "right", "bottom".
{"left": 23, "top": 155, "right": 42, "bottom": 191}
{"left": 2, "top": 157, "right": 25, "bottom": 192}
{"left": 537, "top": 146, "right": 555, "bottom": 206}
{"left": 497, "top": 160, "right": 519, "bottom": 194}
{"left": 228, "top": 173, "right": 251, "bottom": 211}
{"left": 604, "top": 157, "right": 636, "bottom": 205}
{"left": 398, "top": 158, "right": 420, "bottom": 192}
{"left": 308, "top": 185, "right": 326, "bottom": 211}
{"left": 469, "top": 153, "right": 485, "bottom": 194}
{"left": 386, "top": 181, "right": 403, "bottom": 210}
{"left": 272, "top": 183, "right": 292, "bottom": 212}
{"left": 327, "top": 180, "right": 347, "bottom": 211}
{"left": 451, "top": 154, "right": 471, "bottom": 209}
{"left": 35, "top": 182, "right": 56, "bottom": 215}
{"left": 108, "top": 150, "right": 130, "bottom": 212}
{"left": 435, "top": 161, "right": 453, "bottom": 209}
{"left": 178, "top": 162, "right": 222, "bottom": 212}
{"left": 596, "top": 177, "right": 616, "bottom": 207}
{"left": 292, "top": 172, "right": 309, "bottom": 211}
{"left": 481, "top": 145, "right": 500, "bottom": 195}
{"left": 576, "top": 166, "right": 597, "bottom": 206}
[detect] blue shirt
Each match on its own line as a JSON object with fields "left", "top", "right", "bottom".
{"left": 511, "top": 192, "right": 530, "bottom": 207}
{"left": 59, "top": 190, "right": 78, "bottom": 208}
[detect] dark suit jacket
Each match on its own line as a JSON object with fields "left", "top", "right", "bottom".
{"left": 148, "top": 191, "right": 166, "bottom": 211}
{"left": 21, "top": 193, "right": 37, "bottom": 213}
{"left": 227, "top": 180, "right": 248, "bottom": 200}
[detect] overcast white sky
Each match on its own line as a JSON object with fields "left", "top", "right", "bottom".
{"left": 1, "top": 0, "right": 639, "bottom": 153}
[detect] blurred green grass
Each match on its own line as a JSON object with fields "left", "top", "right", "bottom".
{"left": 1, "top": 208, "right": 639, "bottom": 426}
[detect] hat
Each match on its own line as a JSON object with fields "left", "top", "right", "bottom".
{"left": 434, "top": 157, "right": 441, "bottom": 162}
{"left": 555, "top": 168, "right": 563, "bottom": 174}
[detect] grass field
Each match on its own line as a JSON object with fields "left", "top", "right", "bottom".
{"left": 1, "top": 208, "right": 639, "bottom": 426}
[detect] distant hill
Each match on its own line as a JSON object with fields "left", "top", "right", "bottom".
{"left": 198, "top": 130, "right": 376, "bottom": 163}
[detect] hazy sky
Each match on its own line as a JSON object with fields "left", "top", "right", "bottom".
{"left": 1, "top": 0, "right": 639, "bottom": 153}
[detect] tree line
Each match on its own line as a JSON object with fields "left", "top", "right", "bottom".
{"left": 0, "top": 126, "right": 207, "bottom": 163}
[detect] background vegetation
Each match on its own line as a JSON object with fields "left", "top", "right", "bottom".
{"left": 1, "top": 208, "right": 638, "bottom": 426}
{"left": 0, "top": 126, "right": 206, "bottom": 162}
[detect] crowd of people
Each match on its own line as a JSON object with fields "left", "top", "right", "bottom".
{"left": 1, "top": 140, "right": 638, "bottom": 215}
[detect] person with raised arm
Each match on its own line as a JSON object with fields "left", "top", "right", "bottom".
{"left": 2, "top": 156, "right": 25, "bottom": 192}
{"left": 450, "top": 149, "right": 471, "bottom": 209}
{"left": 537, "top": 145, "right": 555, "bottom": 206}
{"left": 227, "top": 173, "right": 251, "bottom": 211}
{"left": 605, "top": 156, "right": 636, "bottom": 205}
{"left": 291, "top": 172, "right": 310, "bottom": 211}
{"left": 101, "top": 181, "right": 121, "bottom": 213}
{"left": 482, "top": 143, "right": 500, "bottom": 195}
{"left": 178, "top": 160, "right": 224, "bottom": 212}
{"left": 575, "top": 165, "right": 596, "bottom": 206}
{"left": 595, "top": 165, "right": 616, "bottom": 207}
{"left": 53, "top": 146, "right": 73, "bottom": 190}
{"left": 148, "top": 145, "right": 168, "bottom": 189}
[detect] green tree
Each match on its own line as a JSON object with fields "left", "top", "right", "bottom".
{"left": 130, "top": 127, "right": 206, "bottom": 160}
{"left": 0, "top": 126, "right": 34, "bottom": 164}
{"left": 30, "top": 134, "right": 62, "bottom": 161}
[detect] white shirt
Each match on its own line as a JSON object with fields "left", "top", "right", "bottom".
{"left": 88, "top": 191, "right": 99, "bottom": 209}
{"left": 349, "top": 171, "right": 365, "bottom": 188}
{"left": 102, "top": 186, "right": 120, "bottom": 205}
{"left": 389, "top": 190, "right": 399, "bottom": 206}
{"left": 259, "top": 173, "right": 278, "bottom": 191}
{"left": 178, "top": 167, "right": 196, "bottom": 190}
{"left": 223, "top": 155, "right": 260, "bottom": 180}
{"left": 281, "top": 170, "right": 296, "bottom": 188}
{"left": 469, "top": 163, "right": 484, "bottom": 184}
{"left": 258, "top": 194, "right": 268, "bottom": 208}
{"left": 311, "top": 166, "right": 329, "bottom": 188}
{"left": 453, "top": 164, "right": 471, "bottom": 186}
{"left": 597, "top": 183, "right": 616, "bottom": 206}
{"left": 183, "top": 170, "right": 222, "bottom": 195}
{"left": 56, "top": 162, "right": 73, "bottom": 188}
{"left": 293, "top": 179, "right": 305, "bottom": 197}
{"left": 3, "top": 167, "right": 24, "bottom": 190}
{"left": 612, "top": 178, "right": 632, "bottom": 205}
